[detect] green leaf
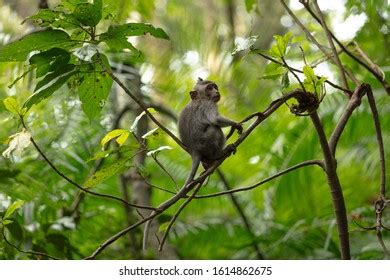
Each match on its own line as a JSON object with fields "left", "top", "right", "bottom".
{"left": 2, "top": 219, "right": 13, "bottom": 225}
{"left": 5, "top": 219, "right": 24, "bottom": 241}
{"left": 3, "top": 200, "right": 24, "bottom": 220}
{"left": 100, "top": 23, "right": 169, "bottom": 45}
{"left": 34, "top": 63, "right": 75, "bottom": 92}
{"left": 269, "top": 32, "right": 292, "bottom": 58}
{"left": 281, "top": 72, "right": 290, "bottom": 89}
{"left": 260, "top": 63, "right": 287, "bottom": 80}
{"left": 29, "top": 48, "right": 71, "bottom": 78}
{"left": 318, "top": 76, "right": 328, "bottom": 86}
{"left": 77, "top": 54, "right": 113, "bottom": 119}
{"left": 25, "top": 9, "right": 82, "bottom": 30}
{"left": 22, "top": 9, "right": 58, "bottom": 27}
{"left": 100, "top": 129, "right": 130, "bottom": 147}
{"left": 23, "top": 66, "right": 78, "bottom": 110}
{"left": 73, "top": 0, "right": 102, "bottom": 27}
{"left": 0, "top": 29, "right": 75, "bottom": 62}
{"left": 159, "top": 221, "right": 170, "bottom": 232}
{"left": 3, "top": 97, "right": 20, "bottom": 115}
{"left": 0, "top": 169, "right": 21, "bottom": 183}
{"left": 84, "top": 156, "right": 132, "bottom": 188}
{"left": 245, "top": 0, "right": 257, "bottom": 12}
{"left": 303, "top": 65, "right": 317, "bottom": 82}
{"left": 146, "top": 145, "right": 172, "bottom": 156}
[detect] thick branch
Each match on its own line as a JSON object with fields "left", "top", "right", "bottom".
{"left": 310, "top": 112, "right": 350, "bottom": 259}
{"left": 366, "top": 87, "right": 386, "bottom": 198}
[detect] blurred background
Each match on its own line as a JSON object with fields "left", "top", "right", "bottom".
{"left": 0, "top": 0, "right": 389, "bottom": 259}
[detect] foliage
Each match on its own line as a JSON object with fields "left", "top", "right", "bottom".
{"left": 0, "top": 0, "right": 388, "bottom": 260}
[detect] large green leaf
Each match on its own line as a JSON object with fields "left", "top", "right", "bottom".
{"left": 73, "top": 0, "right": 102, "bottom": 27}
{"left": 3, "top": 200, "right": 25, "bottom": 220}
{"left": 29, "top": 48, "right": 71, "bottom": 78}
{"left": 23, "top": 66, "right": 78, "bottom": 110}
{"left": 0, "top": 29, "right": 75, "bottom": 62}
{"left": 3, "top": 97, "right": 20, "bottom": 115}
{"left": 84, "top": 156, "right": 132, "bottom": 188}
{"left": 78, "top": 54, "right": 113, "bottom": 119}
{"left": 100, "top": 23, "right": 169, "bottom": 42}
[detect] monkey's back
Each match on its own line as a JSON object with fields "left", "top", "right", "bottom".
{"left": 178, "top": 100, "right": 225, "bottom": 162}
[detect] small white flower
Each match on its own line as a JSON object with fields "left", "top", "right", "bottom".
{"left": 2, "top": 128, "right": 31, "bottom": 158}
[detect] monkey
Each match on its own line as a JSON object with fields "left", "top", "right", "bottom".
{"left": 142, "top": 78, "right": 242, "bottom": 251}
{"left": 178, "top": 77, "right": 243, "bottom": 187}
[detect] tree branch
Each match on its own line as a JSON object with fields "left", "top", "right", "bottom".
{"left": 85, "top": 88, "right": 309, "bottom": 258}
{"left": 366, "top": 87, "right": 386, "bottom": 198}
{"left": 96, "top": 55, "right": 187, "bottom": 152}
{"left": 2, "top": 228, "right": 60, "bottom": 260}
{"left": 301, "top": 0, "right": 390, "bottom": 94}
{"left": 255, "top": 51, "right": 351, "bottom": 94}
{"left": 310, "top": 111, "right": 350, "bottom": 259}
{"left": 158, "top": 177, "right": 206, "bottom": 251}
{"left": 280, "top": 0, "right": 357, "bottom": 96}
{"left": 312, "top": 0, "right": 349, "bottom": 90}
{"left": 329, "top": 83, "right": 369, "bottom": 155}
{"left": 195, "top": 160, "right": 323, "bottom": 198}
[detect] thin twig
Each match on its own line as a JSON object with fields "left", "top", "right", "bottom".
{"left": 301, "top": 1, "right": 390, "bottom": 94}
{"left": 195, "top": 160, "right": 323, "bottom": 198}
{"left": 312, "top": 0, "right": 349, "bottom": 90}
{"left": 2, "top": 228, "right": 60, "bottom": 260}
{"left": 95, "top": 54, "right": 187, "bottom": 152}
{"left": 280, "top": 0, "right": 356, "bottom": 97}
{"left": 151, "top": 155, "right": 178, "bottom": 189}
{"left": 255, "top": 51, "right": 351, "bottom": 94}
{"left": 20, "top": 116, "right": 156, "bottom": 211}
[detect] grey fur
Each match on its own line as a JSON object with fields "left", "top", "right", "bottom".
{"left": 178, "top": 79, "right": 241, "bottom": 185}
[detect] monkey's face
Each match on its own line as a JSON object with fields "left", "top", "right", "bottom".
{"left": 204, "top": 83, "right": 220, "bottom": 102}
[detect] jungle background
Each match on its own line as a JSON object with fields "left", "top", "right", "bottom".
{"left": 0, "top": 0, "right": 389, "bottom": 260}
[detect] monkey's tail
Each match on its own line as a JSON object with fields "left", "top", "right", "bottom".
{"left": 142, "top": 213, "right": 155, "bottom": 251}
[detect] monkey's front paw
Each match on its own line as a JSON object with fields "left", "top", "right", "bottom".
{"left": 224, "top": 144, "right": 237, "bottom": 155}
{"left": 235, "top": 123, "right": 243, "bottom": 134}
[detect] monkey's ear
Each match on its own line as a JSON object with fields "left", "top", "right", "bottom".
{"left": 190, "top": 90, "right": 198, "bottom": 100}
{"left": 197, "top": 77, "right": 203, "bottom": 82}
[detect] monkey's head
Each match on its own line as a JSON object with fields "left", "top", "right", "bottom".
{"left": 190, "top": 78, "right": 221, "bottom": 102}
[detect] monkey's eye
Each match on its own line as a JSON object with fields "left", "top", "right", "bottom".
{"left": 206, "top": 84, "right": 216, "bottom": 91}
